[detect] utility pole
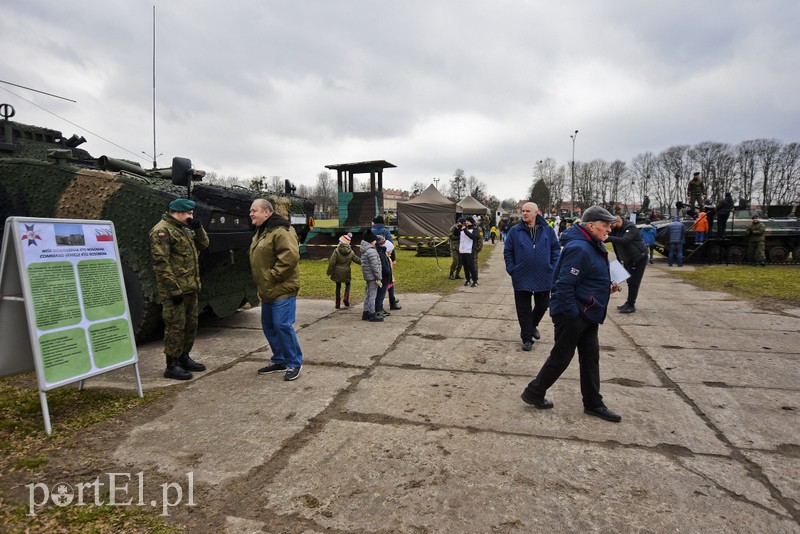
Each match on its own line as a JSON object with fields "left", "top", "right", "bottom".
{"left": 570, "top": 130, "right": 579, "bottom": 216}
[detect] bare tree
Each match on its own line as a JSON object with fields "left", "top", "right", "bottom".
{"left": 313, "top": 171, "right": 337, "bottom": 213}
{"left": 752, "top": 139, "right": 783, "bottom": 210}
{"left": 655, "top": 145, "right": 690, "bottom": 216}
{"left": 411, "top": 180, "right": 428, "bottom": 195}
{"left": 296, "top": 184, "right": 314, "bottom": 199}
{"left": 450, "top": 169, "right": 466, "bottom": 201}
{"left": 735, "top": 140, "right": 759, "bottom": 206}
{"left": 773, "top": 143, "right": 800, "bottom": 204}
{"left": 268, "top": 176, "right": 284, "bottom": 195}
{"left": 631, "top": 151, "right": 657, "bottom": 210}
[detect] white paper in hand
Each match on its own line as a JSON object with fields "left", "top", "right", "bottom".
{"left": 609, "top": 259, "right": 631, "bottom": 284}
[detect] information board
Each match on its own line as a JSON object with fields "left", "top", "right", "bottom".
{"left": 0, "top": 217, "right": 142, "bottom": 434}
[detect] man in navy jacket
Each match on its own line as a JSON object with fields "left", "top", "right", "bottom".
{"left": 521, "top": 206, "right": 623, "bottom": 423}
{"left": 504, "top": 202, "right": 560, "bottom": 351}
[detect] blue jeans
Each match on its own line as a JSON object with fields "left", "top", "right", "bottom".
{"left": 260, "top": 297, "right": 303, "bottom": 369}
{"left": 668, "top": 243, "right": 683, "bottom": 266}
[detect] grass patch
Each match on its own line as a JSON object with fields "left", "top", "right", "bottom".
{"left": 669, "top": 265, "right": 800, "bottom": 308}
{"left": 0, "top": 503, "right": 184, "bottom": 534}
{"left": 0, "top": 378, "right": 174, "bottom": 532}
{"left": 298, "top": 244, "right": 493, "bottom": 300}
{"left": 313, "top": 218, "right": 339, "bottom": 228}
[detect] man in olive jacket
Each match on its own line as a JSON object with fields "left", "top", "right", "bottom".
{"left": 149, "top": 197, "right": 210, "bottom": 380}
{"left": 249, "top": 198, "right": 304, "bottom": 381}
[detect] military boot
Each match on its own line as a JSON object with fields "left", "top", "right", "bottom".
{"left": 164, "top": 357, "right": 193, "bottom": 380}
{"left": 179, "top": 352, "right": 206, "bottom": 372}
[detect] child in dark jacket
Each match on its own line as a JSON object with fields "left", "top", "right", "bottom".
{"left": 374, "top": 234, "right": 393, "bottom": 317}
{"left": 327, "top": 233, "right": 360, "bottom": 309}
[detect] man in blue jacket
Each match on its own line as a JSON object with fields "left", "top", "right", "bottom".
{"left": 666, "top": 216, "right": 687, "bottom": 267}
{"left": 504, "top": 202, "right": 560, "bottom": 351}
{"left": 521, "top": 205, "right": 623, "bottom": 423}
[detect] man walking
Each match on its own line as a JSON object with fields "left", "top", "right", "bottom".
{"left": 149, "top": 198, "right": 209, "bottom": 380}
{"left": 520, "top": 206, "right": 623, "bottom": 422}
{"left": 607, "top": 215, "right": 648, "bottom": 313}
{"left": 504, "top": 202, "right": 560, "bottom": 351}
{"left": 249, "top": 198, "right": 304, "bottom": 381}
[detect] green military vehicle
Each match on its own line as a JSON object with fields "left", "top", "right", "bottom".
{"left": 0, "top": 108, "right": 314, "bottom": 340}
{"left": 652, "top": 208, "right": 800, "bottom": 263}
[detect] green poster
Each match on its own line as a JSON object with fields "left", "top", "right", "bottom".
{"left": 38, "top": 328, "right": 91, "bottom": 383}
{"left": 78, "top": 259, "right": 126, "bottom": 321}
{"left": 27, "top": 261, "right": 82, "bottom": 330}
{"left": 89, "top": 319, "right": 134, "bottom": 368}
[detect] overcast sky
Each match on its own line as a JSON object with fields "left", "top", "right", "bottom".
{"left": 2, "top": 1, "right": 798, "bottom": 201}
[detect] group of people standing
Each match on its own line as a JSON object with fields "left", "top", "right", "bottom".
{"left": 448, "top": 216, "right": 483, "bottom": 286}
{"left": 150, "top": 197, "right": 305, "bottom": 383}
{"left": 326, "top": 216, "right": 402, "bottom": 323}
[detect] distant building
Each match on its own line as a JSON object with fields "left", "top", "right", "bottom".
{"left": 383, "top": 187, "right": 410, "bottom": 215}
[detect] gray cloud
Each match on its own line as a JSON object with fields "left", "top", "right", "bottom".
{"left": 2, "top": 0, "right": 798, "bottom": 200}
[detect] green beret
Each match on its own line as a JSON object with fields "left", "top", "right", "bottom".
{"left": 169, "top": 198, "right": 196, "bottom": 212}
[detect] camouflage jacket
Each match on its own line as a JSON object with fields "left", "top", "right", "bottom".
{"left": 687, "top": 178, "right": 706, "bottom": 197}
{"left": 249, "top": 213, "right": 300, "bottom": 303}
{"left": 745, "top": 221, "right": 766, "bottom": 240}
{"left": 149, "top": 213, "right": 209, "bottom": 301}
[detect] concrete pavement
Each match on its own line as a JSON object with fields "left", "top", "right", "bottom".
{"left": 90, "top": 243, "right": 800, "bottom": 532}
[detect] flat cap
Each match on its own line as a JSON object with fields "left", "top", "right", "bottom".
{"left": 581, "top": 206, "right": 616, "bottom": 223}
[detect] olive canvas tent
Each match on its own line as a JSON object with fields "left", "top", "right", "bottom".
{"left": 396, "top": 185, "right": 457, "bottom": 247}
{"left": 456, "top": 195, "right": 490, "bottom": 217}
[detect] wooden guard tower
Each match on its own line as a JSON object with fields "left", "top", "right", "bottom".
{"left": 325, "top": 160, "right": 396, "bottom": 227}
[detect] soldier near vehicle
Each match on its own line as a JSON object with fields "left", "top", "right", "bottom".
{"left": 687, "top": 172, "right": 706, "bottom": 210}
{"left": 149, "top": 198, "right": 210, "bottom": 380}
{"left": 746, "top": 214, "right": 767, "bottom": 266}
{"left": 715, "top": 192, "right": 735, "bottom": 238}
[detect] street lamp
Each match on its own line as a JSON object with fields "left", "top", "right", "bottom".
{"left": 570, "top": 130, "right": 579, "bottom": 216}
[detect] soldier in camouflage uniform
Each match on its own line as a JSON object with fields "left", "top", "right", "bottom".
{"left": 686, "top": 172, "right": 706, "bottom": 210}
{"left": 745, "top": 214, "right": 766, "bottom": 265}
{"left": 448, "top": 219, "right": 464, "bottom": 279}
{"left": 149, "top": 198, "right": 210, "bottom": 380}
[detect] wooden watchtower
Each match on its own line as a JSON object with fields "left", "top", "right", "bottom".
{"left": 325, "top": 160, "right": 396, "bottom": 227}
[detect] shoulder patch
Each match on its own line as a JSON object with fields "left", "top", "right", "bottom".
{"left": 569, "top": 267, "right": 580, "bottom": 276}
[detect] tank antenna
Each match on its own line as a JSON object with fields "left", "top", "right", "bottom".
{"left": 0, "top": 80, "right": 76, "bottom": 103}
{"left": 150, "top": 5, "right": 158, "bottom": 169}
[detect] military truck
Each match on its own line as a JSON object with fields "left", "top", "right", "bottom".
{"left": 652, "top": 209, "right": 800, "bottom": 263}
{"left": 0, "top": 109, "right": 314, "bottom": 340}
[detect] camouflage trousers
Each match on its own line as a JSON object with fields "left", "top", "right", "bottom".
{"left": 688, "top": 194, "right": 703, "bottom": 209}
{"left": 747, "top": 239, "right": 765, "bottom": 264}
{"left": 162, "top": 292, "right": 199, "bottom": 358}
{"left": 449, "top": 246, "right": 462, "bottom": 276}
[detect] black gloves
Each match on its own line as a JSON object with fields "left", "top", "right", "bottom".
{"left": 170, "top": 295, "right": 185, "bottom": 305}
{"left": 188, "top": 218, "right": 202, "bottom": 229}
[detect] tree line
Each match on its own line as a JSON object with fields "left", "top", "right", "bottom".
{"left": 529, "top": 138, "right": 800, "bottom": 217}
